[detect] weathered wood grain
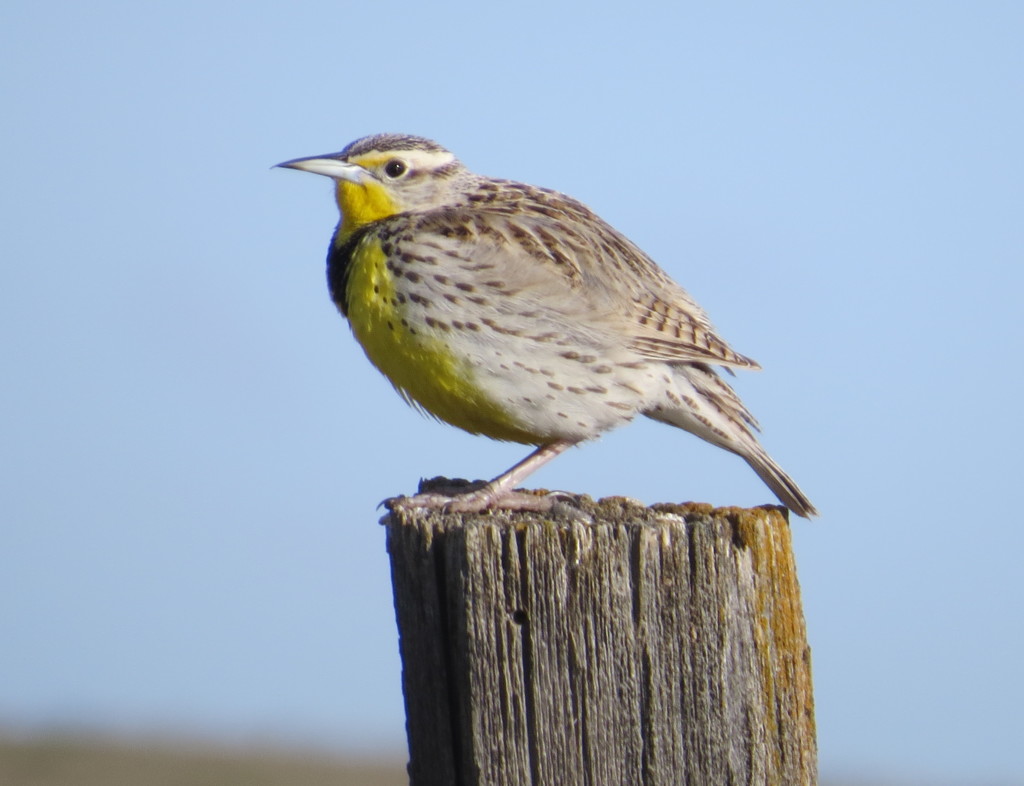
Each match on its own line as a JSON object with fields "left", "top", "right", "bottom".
{"left": 385, "top": 495, "right": 816, "bottom": 786}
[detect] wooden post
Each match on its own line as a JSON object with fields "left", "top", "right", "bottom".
{"left": 384, "top": 494, "right": 816, "bottom": 786}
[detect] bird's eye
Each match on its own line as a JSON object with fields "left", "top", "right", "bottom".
{"left": 383, "top": 159, "right": 408, "bottom": 179}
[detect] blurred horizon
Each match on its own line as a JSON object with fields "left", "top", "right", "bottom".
{"left": 0, "top": 732, "right": 942, "bottom": 786}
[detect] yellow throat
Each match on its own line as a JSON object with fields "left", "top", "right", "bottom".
{"left": 335, "top": 179, "right": 397, "bottom": 241}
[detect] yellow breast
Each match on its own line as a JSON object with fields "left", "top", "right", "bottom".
{"left": 345, "top": 236, "right": 539, "bottom": 444}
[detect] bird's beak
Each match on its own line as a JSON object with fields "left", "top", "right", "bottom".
{"left": 275, "top": 155, "right": 368, "bottom": 183}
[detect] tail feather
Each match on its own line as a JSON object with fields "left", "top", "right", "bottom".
{"left": 744, "top": 448, "right": 818, "bottom": 518}
{"left": 645, "top": 364, "right": 818, "bottom": 518}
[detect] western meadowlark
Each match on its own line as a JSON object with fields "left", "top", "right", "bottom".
{"left": 277, "top": 134, "right": 817, "bottom": 517}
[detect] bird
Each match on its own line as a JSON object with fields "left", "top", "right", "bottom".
{"left": 277, "top": 133, "right": 817, "bottom": 517}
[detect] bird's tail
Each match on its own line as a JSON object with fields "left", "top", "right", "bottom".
{"left": 742, "top": 448, "right": 818, "bottom": 518}
{"left": 645, "top": 364, "right": 818, "bottom": 518}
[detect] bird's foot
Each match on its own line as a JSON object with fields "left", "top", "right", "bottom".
{"left": 384, "top": 477, "right": 567, "bottom": 513}
{"left": 384, "top": 489, "right": 558, "bottom": 514}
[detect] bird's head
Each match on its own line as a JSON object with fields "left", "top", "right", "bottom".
{"left": 277, "top": 133, "right": 467, "bottom": 239}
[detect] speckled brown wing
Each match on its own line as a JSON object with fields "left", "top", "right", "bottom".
{"left": 580, "top": 223, "right": 762, "bottom": 370}
{"left": 457, "top": 180, "right": 762, "bottom": 370}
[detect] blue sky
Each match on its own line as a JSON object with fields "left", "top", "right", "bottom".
{"left": 2, "top": 2, "right": 1022, "bottom": 783}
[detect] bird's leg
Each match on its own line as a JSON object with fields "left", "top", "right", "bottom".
{"left": 387, "top": 439, "right": 578, "bottom": 513}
